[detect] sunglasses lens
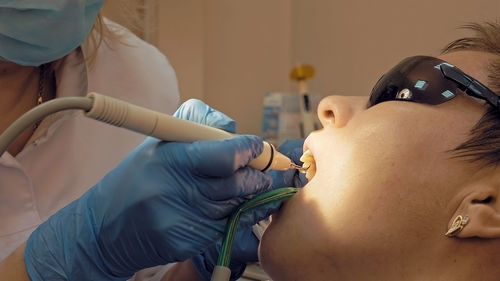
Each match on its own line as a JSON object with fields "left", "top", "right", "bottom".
{"left": 369, "top": 56, "right": 458, "bottom": 107}
{"left": 369, "top": 73, "right": 404, "bottom": 106}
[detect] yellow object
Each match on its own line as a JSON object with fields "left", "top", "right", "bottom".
{"left": 290, "top": 64, "right": 317, "bottom": 137}
{"left": 290, "top": 64, "right": 315, "bottom": 81}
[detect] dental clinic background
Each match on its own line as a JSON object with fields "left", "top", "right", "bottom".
{"left": 103, "top": 0, "right": 500, "bottom": 135}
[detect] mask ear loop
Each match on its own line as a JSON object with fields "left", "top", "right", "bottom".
{"left": 212, "top": 187, "right": 299, "bottom": 281}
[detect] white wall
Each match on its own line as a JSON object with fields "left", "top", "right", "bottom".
{"left": 202, "top": 1, "right": 292, "bottom": 135}
{"left": 291, "top": 0, "right": 500, "bottom": 98}
{"left": 104, "top": 0, "right": 500, "bottom": 135}
{"left": 151, "top": 0, "right": 293, "bottom": 135}
{"left": 156, "top": 0, "right": 205, "bottom": 102}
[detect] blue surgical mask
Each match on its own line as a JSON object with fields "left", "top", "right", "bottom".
{"left": 0, "top": 0, "right": 105, "bottom": 66}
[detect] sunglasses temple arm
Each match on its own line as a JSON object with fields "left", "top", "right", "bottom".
{"left": 441, "top": 64, "right": 500, "bottom": 109}
{"left": 466, "top": 80, "right": 500, "bottom": 108}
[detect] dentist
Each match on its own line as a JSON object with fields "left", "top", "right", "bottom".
{"left": 0, "top": 1, "right": 278, "bottom": 280}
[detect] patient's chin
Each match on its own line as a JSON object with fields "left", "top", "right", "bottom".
{"left": 258, "top": 189, "right": 318, "bottom": 279}
{"left": 258, "top": 217, "right": 297, "bottom": 280}
{"left": 259, "top": 229, "right": 287, "bottom": 279}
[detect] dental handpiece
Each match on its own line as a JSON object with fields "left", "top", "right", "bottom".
{"left": 85, "top": 92, "right": 300, "bottom": 172}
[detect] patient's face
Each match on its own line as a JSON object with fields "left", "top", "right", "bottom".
{"left": 259, "top": 51, "right": 492, "bottom": 280}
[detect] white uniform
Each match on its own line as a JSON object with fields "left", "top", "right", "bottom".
{"left": 0, "top": 20, "right": 179, "bottom": 280}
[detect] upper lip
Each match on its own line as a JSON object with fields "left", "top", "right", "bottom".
{"left": 303, "top": 131, "right": 318, "bottom": 158}
{"left": 301, "top": 136, "right": 316, "bottom": 174}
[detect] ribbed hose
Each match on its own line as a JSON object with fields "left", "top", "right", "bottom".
{"left": 0, "top": 97, "right": 93, "bottom": 156}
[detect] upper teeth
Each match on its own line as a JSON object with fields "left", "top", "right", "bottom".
{"left": 300, "top": 149, "right": 316, "bottom": 180}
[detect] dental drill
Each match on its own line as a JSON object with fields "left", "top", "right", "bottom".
{"left": 86, "top": 93, "right": 301, "bottom": 172}
{"left": 0, "top": 92, "right": 303, "bottom": 172}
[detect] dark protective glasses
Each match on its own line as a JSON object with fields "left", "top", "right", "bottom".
{"left": 368, "top": 56, "right": 500, "bottom": 109}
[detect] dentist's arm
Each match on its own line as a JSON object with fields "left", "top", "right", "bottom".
{"left": 0, "top": 242, "right": 29, "bottom": 281}
{"left": 23, "top": 100, "right": 274, "bottom": 281}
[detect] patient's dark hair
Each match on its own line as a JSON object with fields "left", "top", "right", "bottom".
{"left": 441, "top": 21, "right": 500, "bottom": 166}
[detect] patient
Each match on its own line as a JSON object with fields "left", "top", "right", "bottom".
{"left": 163, "top": 21, "right": 500, "bottom": 281}
{"left": 259, "top": 21, "right": 500, "bottom": 280}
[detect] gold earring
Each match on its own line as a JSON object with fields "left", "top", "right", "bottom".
{"left": 445, "top": 215, "right": 470, "bottom": 237}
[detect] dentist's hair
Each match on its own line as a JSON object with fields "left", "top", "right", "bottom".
{"left": 442, "top": 21, "right": 500, "bottom": 166}
{"left": 84, "top": 0, "right": 146, "bottom": 65}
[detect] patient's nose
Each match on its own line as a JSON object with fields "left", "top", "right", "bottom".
{"left": 317, "top": 95, "right": 368, "bottom": 128}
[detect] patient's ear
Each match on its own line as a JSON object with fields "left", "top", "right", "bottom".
{"left": 449, "top": 187, "right": 500, "bottom": 238}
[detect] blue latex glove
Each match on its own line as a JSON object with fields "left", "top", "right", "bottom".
{"left": 24, "top": 99, "right": 274, "bottom": 281}
{"left": 175, "top": 100, "right": 257, "bottom": 280}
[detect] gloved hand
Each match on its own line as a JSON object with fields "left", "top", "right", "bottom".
{"left": 174, "top": 99, "right": 265, "bottom": 281}
{"left": 176, "top": 100, "right": 263, "bottom": 280}
{"left": 188, "top": 132, "right": 307, "bottom": 280}
{"left": 24, "top": 99, "right": 274, "bottom": 281}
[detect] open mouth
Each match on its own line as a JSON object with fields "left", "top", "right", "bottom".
{"left": 300, "top": 149, "right": 316, "bottom": 180}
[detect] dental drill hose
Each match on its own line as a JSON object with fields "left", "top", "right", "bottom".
{"left": 0, "top": 92, "right": 298, "bottom": 172}
{"left": 0, "top": 97, "right": 94, "bottom": 154}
